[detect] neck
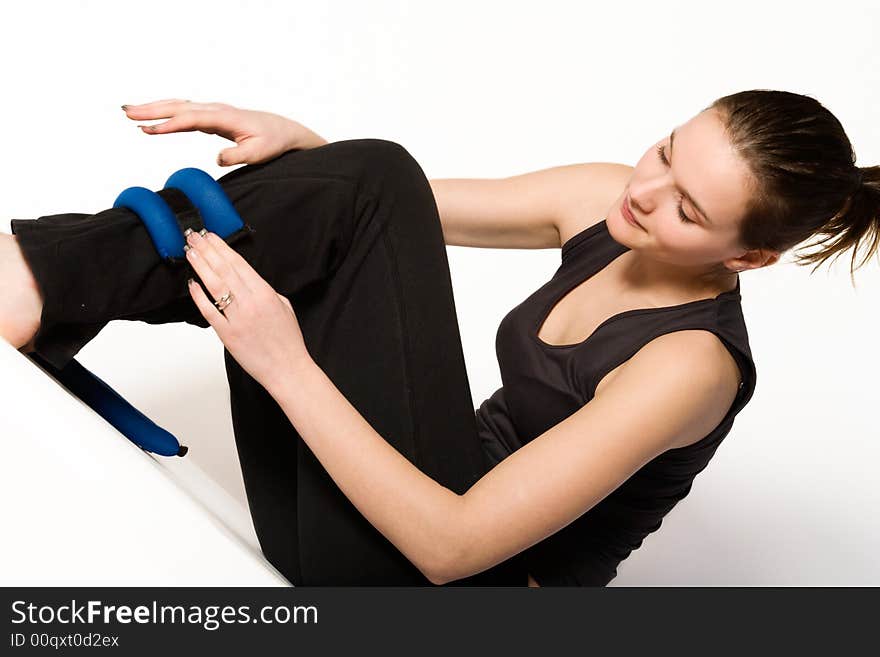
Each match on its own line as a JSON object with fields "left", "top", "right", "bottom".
{"left": 619, "top": 251, "right": 738, "bottom": 301}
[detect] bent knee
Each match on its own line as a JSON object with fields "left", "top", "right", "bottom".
{"left": 347, "top": 137, "right": 415, "bottom": 167}
{"left": 340, "top": 138, "right": 427, "bottom": 191}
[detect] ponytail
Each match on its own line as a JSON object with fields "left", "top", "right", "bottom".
{"left": 708, "top": 90, "right": 879, "bottom": 287}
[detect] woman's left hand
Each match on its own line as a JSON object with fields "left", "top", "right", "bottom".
{"left": 183, "top": 229, "right": 311, "bottom": 393}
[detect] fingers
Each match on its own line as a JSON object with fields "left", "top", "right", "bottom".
{"left": 123, "top": 99, "right": 229, "bottom": 118}
{"left": 123, "top": 99, "right": 233, "bottom": 127}
{"left": 187, "top": 275, "right": 227, "bottom": 330}
{"left": 137, "top": 116, "right": 197, "bottom": 134}
{"left": 217, "top": 139, "right": 263, "bottom": 166}
{"left": 193, "top": 230, "right": 267, "bottom": 292}
{"left": 136, "top": 110, "right": 204, "bottom": 134}
{"left": 122, "top": 99, "right": 192, "bottom": 120}
{"left": 134, "top": 98, "right": 191, "bottom": 106}
{"left": 184, "top": 230, "right": 254, "bottom": 306}
{"left": 130, "top": 107, "right": 242, "bottom": 140}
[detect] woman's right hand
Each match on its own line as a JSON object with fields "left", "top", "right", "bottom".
{"left": 121, "top": 99, "right": 328, "bottom": 166}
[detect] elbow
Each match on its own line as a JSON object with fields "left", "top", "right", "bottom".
{"left": 423, "top": 531, "right": 467, "bottom": 586}
{"left": 421, "top": 493, "right": 472, "bottom": 586}
{"left": 423, "top": 529, "right": 470, "bottom": 586}
{"left": 420, "top": 544, "right": 458, "bottom": 586}
{"left": 428, "top": 545, "right": 484, "bottom": 586}
{"left": 424, "top": 555, "right": 459, "bottom": 587}
{"left": 425, "top": 569, "right": 448, "bottom": 587}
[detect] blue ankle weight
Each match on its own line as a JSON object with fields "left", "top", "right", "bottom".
{"left": 113, "top": 167, "right": 250, "bottom": 261}
{"left": 164, "top": 167, "right": 245, "bottom": 238}
{"left": 113, "top": 186, "right": 187, "bottom": 259}
{"left": 52, "top": 166, "right": 251, "bottom": 457}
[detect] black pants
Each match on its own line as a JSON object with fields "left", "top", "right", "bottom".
{"left": 11, "top": 139, "right": 526, "bottom": 586}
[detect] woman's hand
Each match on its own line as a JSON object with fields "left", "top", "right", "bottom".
{"left": 122, "top": 98, "right": 328, "bottom": 167}
{"left": 182, "top": 228, "right": 312, "bottom": 393}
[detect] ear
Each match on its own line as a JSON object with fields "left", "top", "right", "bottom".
{"left": 729, "top": 248, "right": 779, "bottom": 273}
{"left": 761, "top": 251, "right": 781, "bottom": 268}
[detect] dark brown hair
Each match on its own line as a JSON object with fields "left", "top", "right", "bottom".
{"left": 707, "top": 89, "right": 880, "bottom": 285}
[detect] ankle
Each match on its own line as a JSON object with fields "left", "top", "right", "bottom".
{"left": 9, "top": 234, "right": 45, "bottom": 306}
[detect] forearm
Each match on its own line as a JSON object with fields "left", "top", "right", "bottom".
{"left": 266, "top": 357, "right": 464, "bottom": 584}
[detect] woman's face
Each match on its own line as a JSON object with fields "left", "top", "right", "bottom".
{"left": 609, "top": 108, "right": 756, "bottom": 273}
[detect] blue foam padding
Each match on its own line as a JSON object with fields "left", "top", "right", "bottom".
{"left": 164, "top": 168, "right": 244, "bottom": 238}
{"left": 56, "top": 168, "right": 246, "bottom": 458}
{"left": 113, "top": 186, "right": 186, "bottom": 259}
{"left": 29, "top": 352, "right": 187, "bottom": 457}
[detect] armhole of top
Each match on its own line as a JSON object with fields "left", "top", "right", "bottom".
{"left": 561, "top": 218, "right": 607, "bottom": 260}
{"left": 583, "top": 325, "right": 755, "bottom": 416}
{"left": 668, "top": 329, "right": 755, "bottom": 451}
{"left": 713, "top": 331, "right": 755, "bottom": 413}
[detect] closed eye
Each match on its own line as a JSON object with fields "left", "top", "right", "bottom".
{"left": 655, "top": 144, "right": 695, "bottom": 224}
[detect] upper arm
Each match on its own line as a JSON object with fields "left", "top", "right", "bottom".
{"left": 429, "top": 162, "right": 633, "bottom": 250}
{"left": 441, "top": 330, "right": 740, "bottom": 584}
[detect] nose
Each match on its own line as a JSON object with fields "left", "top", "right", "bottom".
{"left": 627, "top": 186, "right": 650, "bottom": 217}
{"left": 628, "top": 175, "right": 666, "bottom": 215}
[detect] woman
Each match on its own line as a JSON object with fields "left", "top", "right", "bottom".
{"left": 2, "top": 90, "right": 877, "bottom": 586}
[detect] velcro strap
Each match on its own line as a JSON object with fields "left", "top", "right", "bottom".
{"left": 156, "top": 187, "right": 205, "bottom": 238}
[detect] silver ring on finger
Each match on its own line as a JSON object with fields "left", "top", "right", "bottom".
{"left": 214, "top": 290, "right": 235, "bottom": 312}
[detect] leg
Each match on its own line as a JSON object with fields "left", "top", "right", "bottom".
{"left": 219, "top": 141, "right": 524, "bottom": 584}
{"left": 10, "top": 140, "right": 525, "bottom": 585}
{"left": 10, "top": 144, "right": 363, "bottom": 370}
{"left": 0, "top": 233, "right": 43, "bottom": 351}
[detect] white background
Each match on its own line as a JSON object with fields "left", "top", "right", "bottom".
{"left": 1, "top": 0, "right": 878, "bottom": 585}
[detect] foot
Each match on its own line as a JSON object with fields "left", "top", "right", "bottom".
{"left": 0, "top": 232, "right": 44, "bottom": 353}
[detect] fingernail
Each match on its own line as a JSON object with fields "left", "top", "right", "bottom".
{"left": 121, "top": 104, "right": 129, "bottom": 111}
{"left": 187, "top": 277, "right": 194, "bottom": 286}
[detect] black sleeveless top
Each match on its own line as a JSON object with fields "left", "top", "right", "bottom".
{"left": 474, "top": 218, "right": 757, "bottom": 586}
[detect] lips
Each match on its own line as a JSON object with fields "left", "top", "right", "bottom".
{"left": 622, "top": 194, "right": 644, "bottom": 230}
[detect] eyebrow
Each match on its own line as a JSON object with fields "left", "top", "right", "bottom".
{"left": 669, "top": 129, "right": 714, "bottom": 225}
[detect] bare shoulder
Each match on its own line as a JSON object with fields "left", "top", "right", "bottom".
{"left": 622, "top": 330, "right": 742, "bottom": 449}
{"left": 555, "top": 162, "right": 634, "bottom": 247}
